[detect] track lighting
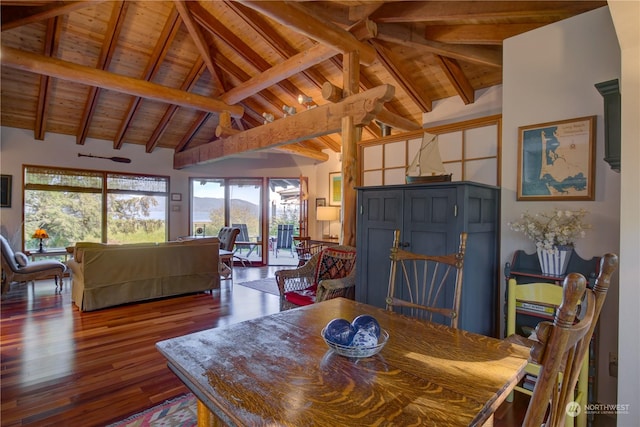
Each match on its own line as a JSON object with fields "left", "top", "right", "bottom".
{"left": 282, "top": 105, "right": 296, "bottom": 116}
{"left": 297, "top": 94, "right": 315, "bottom": 109}
{"left": 262, "top": 112, "right": 274, "bottom": 124}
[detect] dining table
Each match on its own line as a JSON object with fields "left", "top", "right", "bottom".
{"left": 156, "top": 297, "right": 530, "bottom": 427}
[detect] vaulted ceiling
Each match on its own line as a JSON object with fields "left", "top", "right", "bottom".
{"left": 0, "top": 1, "right": 606, "bottom": 168}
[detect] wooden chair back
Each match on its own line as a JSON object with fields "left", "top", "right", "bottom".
{"left": 386, "top": 229, "right": 467, "bottom": 328}
{"left": 523, "top": 253, "right": 618, "bottom": 427}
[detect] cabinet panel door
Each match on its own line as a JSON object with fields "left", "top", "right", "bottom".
{"left": 404, "top": 187, "right": 458, "bottom": 254}
{"left": 356, "top": 189, "right": 402, "bottom": 307}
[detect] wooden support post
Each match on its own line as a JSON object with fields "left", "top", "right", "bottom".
{"left": 341, "top": 51, "right": 360, "bottom": 247}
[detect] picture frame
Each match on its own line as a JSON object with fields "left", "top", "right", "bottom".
{"left": 1, "top": 175, "right": 12, "bottom": 208}
{"left": 328, "top": 172, "right": 342, "bottom": 206}
{"left": 517, "top": 116, "right": 596, "bottom": 201}
{"left": 170, "top": 193, "right": 182, "bottom": 201}
{"left": 316, "top": 197, "right": 326, "bottom": 207}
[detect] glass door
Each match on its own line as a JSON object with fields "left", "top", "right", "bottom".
{"left": 228, "top": 179, "right": 263, "bottom": 264}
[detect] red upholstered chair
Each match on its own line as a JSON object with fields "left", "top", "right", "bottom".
{"left": 275, "top": 245, "right": 356, "bottom": 310}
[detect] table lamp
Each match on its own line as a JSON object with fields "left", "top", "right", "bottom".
{"left": 32, "top": 228, "right": 49, "bottom": 253}
{"left": 316, "top": 206, "right": 340, "bottom": 239}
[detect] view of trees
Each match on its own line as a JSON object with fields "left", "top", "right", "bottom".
{"left": 24, "top": 190, "right": 165, "bottom": 248}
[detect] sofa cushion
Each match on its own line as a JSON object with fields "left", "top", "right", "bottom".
{"left": 14, "top": 251, "right": 29, "bottom": 267}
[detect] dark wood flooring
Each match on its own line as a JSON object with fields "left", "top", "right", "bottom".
{"left": 1, "top": 268, "right": 613, "bottom": 426}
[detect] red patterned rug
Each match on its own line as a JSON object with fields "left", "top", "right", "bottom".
{"left": 107, "top": 394, "right": 197, "bottom": 427}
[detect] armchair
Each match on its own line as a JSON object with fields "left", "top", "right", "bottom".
{"left": 1, "top": 235, "right": 66, "bottom": 294}
{"left": 275, "top": 245, "right": 356, "bottom": 310}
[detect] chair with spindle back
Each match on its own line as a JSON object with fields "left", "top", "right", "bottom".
{"left": 521, "top": 253, "right": 618, "bottom": 427}
{"left": 386, "top": 229, "right": 467, "bottom": 328}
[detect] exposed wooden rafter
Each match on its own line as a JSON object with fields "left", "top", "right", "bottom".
{"left": 34, "top": 16, "right": 60, "bottom": 141}
{"left": 0, "top": 46, "right": 244, "bottom": 117}
{"left": 174, "top": 85, "right": 395, "bottom": 169}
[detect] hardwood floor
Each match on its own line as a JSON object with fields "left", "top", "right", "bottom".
{"left": 0, "top": 268, "right": 281, "bottom": 426}
{"left": 1, "top": 268, "right": 614, "bottom": 427}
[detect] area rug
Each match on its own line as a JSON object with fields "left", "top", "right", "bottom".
{"left": 236, "top": 278, "right": 279, "bottom": 295}
{"left": 107, "top": 394, "right": 197, "bottom": 427}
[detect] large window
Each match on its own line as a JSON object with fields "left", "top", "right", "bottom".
{"left": 23, "top": 166, "right": 168, "bottom": 250}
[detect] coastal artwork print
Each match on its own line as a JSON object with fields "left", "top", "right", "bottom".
{"left": 517, "top": 116, "right": 596, "bottom": 201}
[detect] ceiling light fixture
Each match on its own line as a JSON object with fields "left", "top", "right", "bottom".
{"left": 297, "top": 94, "right": 315, "bottom": 109}
{"left": 262, "top": 112, "right": 274, "bottom": 123}
{"left": 282, "top": 105, "right": 296, "bottom": 116}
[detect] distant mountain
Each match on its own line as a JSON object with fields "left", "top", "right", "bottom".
{"left": 193, "top": 197, "right": 258, "bottom": 214}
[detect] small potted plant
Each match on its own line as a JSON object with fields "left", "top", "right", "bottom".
{"left": 508, "top": 208, "right": 590, "bottom": 275}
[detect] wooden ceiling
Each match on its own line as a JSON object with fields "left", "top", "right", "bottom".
{"left": 0, "top": 1, "right": 606, "bottom": 167}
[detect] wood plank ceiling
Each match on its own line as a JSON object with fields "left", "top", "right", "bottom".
{"left": 0, "top": 1, "right": 606, "bottom": 168}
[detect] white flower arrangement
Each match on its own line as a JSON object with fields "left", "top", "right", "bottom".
{"left": 508, "top": 208, "right": 591, "bottom": 254}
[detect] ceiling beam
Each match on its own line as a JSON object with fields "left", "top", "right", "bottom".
{"left": 1, "top": 46, "right": 244, "bottom": 117}
{"left": 273, "top": 144, "right": 329, "bottom": 162}
{"left": 174, "top": 84, "right": 394, "bottom": 169}
{"left": 34, "top": 17, "right": 60, "bottom": 141}
{"left": 114, "top": 6, "right": 182, "bottom": 149}
{"left": 238, "top": 0, "right": 377, "bottom": 66}
{"left": 423, "top": 23, "right": 542, "bottom": 45}
{"left": 435, "top": 55, "right": 475, "bottom": 105}
{"left": 221, "top": 44, "right": 336, "bottom": 105}
{"left": 377, "top": 23, "right": 502, "bottom": 68}
{"left": 371, "top": 40, "right": 433, "bottom": 112}
{"left": 369, "top": 1, "right": 607, "bottom": 23}
{"left": 77, "top": 1, "right": 128, "bottom": 146}
{"left": 1, "top": 1, "right": 96, "bottom": 31}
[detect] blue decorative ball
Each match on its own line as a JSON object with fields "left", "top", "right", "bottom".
{"left": 351, "top": 314, "right": 381, "bottom": 339}
{"left": 351, "top": 329, "right": 379, "bottom": 347}
{"left": 323, "top": 318, "right": 356, "bottom": 346}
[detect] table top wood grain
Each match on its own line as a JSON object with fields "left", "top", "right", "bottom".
{"left": 156, "top": 298, "right": 529, "bottom": 427}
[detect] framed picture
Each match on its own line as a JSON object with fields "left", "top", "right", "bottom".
{"left": 316, "top": 197, "right": 326, "bottom": 207}
{"left": 170, "top": 193, "right": 182, "bottom": 201}
{"left": 0, "top": 175, "right": 12, "bottom": 208}
{"left": 329, "top": 172, "right": 342, "bottom": 206}
{"left": 517, "top": 116, "right": 596, "bottom": 201}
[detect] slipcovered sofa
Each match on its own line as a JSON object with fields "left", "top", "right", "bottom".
{"left": 67, "top": 237, "right": 220, "bottom": 311}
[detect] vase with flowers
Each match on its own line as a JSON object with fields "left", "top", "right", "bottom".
{"left": 32, "top": 228, "right": 49, "bottom": 253}
{"left": 508, "top": 208, "right": 590, "bottom": 276}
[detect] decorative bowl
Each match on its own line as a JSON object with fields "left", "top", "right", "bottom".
{"left": 321, "top": 328, "right": 389, "bottom": 358}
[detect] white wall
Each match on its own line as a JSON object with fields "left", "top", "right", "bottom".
{"left": 0, "top": 127, "right": 318, "bottom": 243}
{"left": 608, "top": 1, "right": 640, "bottom": 425}
{"left": 502, "top": 6, "right": 621, "bottom": 406}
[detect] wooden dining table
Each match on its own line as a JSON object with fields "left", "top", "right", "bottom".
{"left": 156, "top": 298, "right": 529, "bottom": 427}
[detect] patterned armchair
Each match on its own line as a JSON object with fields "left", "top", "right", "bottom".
{"left": 275, "top": 245, "right": 356, "bottom": 310}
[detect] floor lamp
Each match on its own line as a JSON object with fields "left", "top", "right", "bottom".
{"left": 316, "top": 206, "right": 340, "bottom": 239}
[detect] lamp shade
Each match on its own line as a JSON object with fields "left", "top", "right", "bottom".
{"left": 316, "top": 206, "right": 339, "bottom": 221}
{"left": 32, "top": 228, "right": 49, "bottom": 239}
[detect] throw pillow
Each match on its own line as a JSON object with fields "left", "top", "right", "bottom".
{"left": 14, "top": 251, "right": 29, "bottom": 267}
{"left": 314, "top": 247, "right": 356, "bottom": 284}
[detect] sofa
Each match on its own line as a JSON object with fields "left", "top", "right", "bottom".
{"left": 67, "top": 237, "right": 220, "bottom": 311}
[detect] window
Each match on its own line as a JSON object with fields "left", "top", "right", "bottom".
{"left": 23, "top": 166, "right": 168, "bottom": 250}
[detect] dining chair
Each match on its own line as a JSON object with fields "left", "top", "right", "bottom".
{"left": 521, "top": 253, "right": 618, "bottom": 427}
{"left": 275, "top": 245, "right": 356, "bottom": 310}
{"left": 386, "top": 229, "right": 467, "bottom": 328}
{"left": 505, "top": 277, "right": 589, "bottom": 427}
